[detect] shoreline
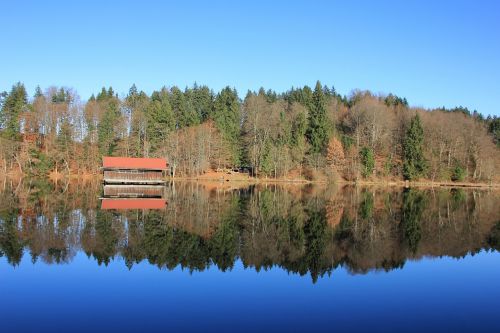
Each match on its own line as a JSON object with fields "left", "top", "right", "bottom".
{"left": 166, "top": 177, "right": 500, "bottom": 189}
{"left": 1, "top": 173, "right": 498, "bottom": 189}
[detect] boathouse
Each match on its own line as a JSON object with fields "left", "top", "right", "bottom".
{"left": 102, "top": 157, "right": 168, "bottom": 184}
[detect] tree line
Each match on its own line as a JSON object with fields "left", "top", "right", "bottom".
{"left": 1, "top": 81, "right": 498, "bottom": 182}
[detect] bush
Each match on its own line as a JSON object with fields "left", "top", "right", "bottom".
{"left": 28, "top": 149, "right": 54, "bottom": 176}
{"left": 451, "top": 165, "right": 465, "bottom": 182}
{"left": 341, "top": 135, "right": 354, "bottom": 151}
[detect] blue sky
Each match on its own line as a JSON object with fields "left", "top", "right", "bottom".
{"left": 1, "top": 0, "right": 499, "bottom": 115}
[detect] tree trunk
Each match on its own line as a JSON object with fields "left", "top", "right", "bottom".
{"left": 14, "top": 155, "right": 23, "bottom": 174}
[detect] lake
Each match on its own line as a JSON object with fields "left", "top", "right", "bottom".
{"left": 1, "top": 180, "right": 499, "bottom": 332}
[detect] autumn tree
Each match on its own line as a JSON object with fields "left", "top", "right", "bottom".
{"left": 125, "top": 84, "right": 150, "bottom": 157}
{"left": 242, "top": 92, "right": 272, "bottom": 176}
{"left": 289, "top": 102, "right": 308, "bottom": 169}
{"left": 48, "top": 87, "right": 77, "bottom": 174}
{"left": 326, "top": 136, "right": 345, "bottom": 171}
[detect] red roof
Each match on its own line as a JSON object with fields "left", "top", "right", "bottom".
{"left": 101, "top": 199, "right": 167, "bottom": 210}
{"left": 102, "top": 157, "right": 167, "bottom": 170}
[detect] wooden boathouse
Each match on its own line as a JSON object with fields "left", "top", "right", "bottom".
{"left": 102, "top": 157, "right": 168, "bottom": 184}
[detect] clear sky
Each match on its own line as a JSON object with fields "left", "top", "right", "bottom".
{"left": 1, "top": 0, "right": 499, "bottom": 115}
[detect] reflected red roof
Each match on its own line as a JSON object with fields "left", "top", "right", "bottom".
{"left": 101, "top": 199, "right": 167, "bottom": 210}
{"left": 102, "top": 157, "right": 167, "bottom": 170}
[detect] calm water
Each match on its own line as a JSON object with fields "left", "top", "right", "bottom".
{"left": 1, "top": 181, "right": 499, "bottom": 332}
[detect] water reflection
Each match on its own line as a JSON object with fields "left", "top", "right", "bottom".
{"left": 0, "top": 179, "right": 498, "bottom": 282}
{"left": 101, "top": 184, "right": 167, "bottom": 209}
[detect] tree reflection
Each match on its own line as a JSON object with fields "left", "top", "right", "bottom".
{"left": 303, "top": 208, "right": 328, "bottom": 282}
{"left": 488, "top": 222, "right": 500, "bottom": 251}
{"left": 401, "top": 189, "right": 426, "bottom": 254}
{"left": 0, "top": 208, "right": 23, "bottom": 266}
{"left": 0, "top": 181, "right": 499, "bottom": 282}
{"left": 208, "top": 197, "right": 240, "bottom": 271}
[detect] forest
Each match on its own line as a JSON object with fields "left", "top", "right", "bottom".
{"left": 1, "top": 81, "right": 499, "bottom": 183}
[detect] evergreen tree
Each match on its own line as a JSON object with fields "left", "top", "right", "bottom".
{"left": 487, "top": 116, "right": 500, "bottom": 147}
{"left": 57, "top": 119, "right": 73, "bottom": 152}
{"left": 96, "top": 87, "right": 111, "bottom": 102}
{"left": 171, "top": 86, "right": 199, "bottom": 128}
{"left": 360, "top": 147, "right": 375, "bottom": 178}
{"left": 187, "top": 83, "right": 213, "bottom": 121}
{"left": 51, "top": 87, "right": 68, "bottom": 103}
{"left": 148, "top": 89, "right": 175, "bottom": 153}
{"left": 34, "top": 85, "right": 43, "bottom": 98}
{"left": 128, "top": 83, "right": 138, "bottom": 97}
{"left": 403, "top": 114, "right": 427, "bottom": 180}
{"left": 259, "top": 140, "right": 273, "bottom": 175}
{"left": 0, "top": 82, "right": 28, "bottom": 140}
{"left": 213, "top": 87, "right": 241, "bottom": 165}
{"left": 286, "top": 85, "right": 313, "bottom": 108}
{"left": 97, "top": 91, "right": 121, "bottom": 156}
{"left": 306, "top": 81, "right": 330, "bottom": 154}
{"left": 265, "top": 89, "right": 277, "bottom": 103}
{"left": 291, "top": 111, "right": 307, "bottom": 147}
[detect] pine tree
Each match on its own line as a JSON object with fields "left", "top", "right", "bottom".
{"left": 213, "top": 87, "right": 241, "bottom": 165}
{"left": 129, "top": 84, "right": 138, "bottom": 97}
{"left": 51, "top": 87, "right": 68, "bottom": 103}
{"left": 307, "top": 81, "right": 330, "bottom": 153}
{"left": 488, "top": 116, "right": 500, "bottom": 147}
{"left": 291, "top": 111, "right": 307, "bottom": 147}
{"left": 57, "top": 119, "right": 73, "bottom": 152}
{"left": 97, "top": 92, "right": 121, "bottom": 156}
{"left": 0, "top": 82, "right": 28, "bottom": 140}
{"left": 188, "top": 83, "right": 213, "bottom": 121}
{"left": 96, "top": 87, "right": 112, "bottom": 102}
{"left": 34, "top": 85, "right": 43, "bottom": 98}
{"left": 403, "top": 114, "right": 427, "bottom": 180}
{"left": 147, "top": 89, "right": 175, "bottom": 153}
{"left": 170, "top": 86, "right": 199, "bottom": 128}
{"left": 360, "top": 147, "right": 374, "bottom": 178}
